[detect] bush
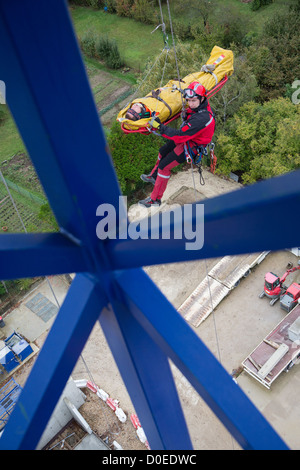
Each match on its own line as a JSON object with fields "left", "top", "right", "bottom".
{"left": 135, "top": 41, "right": 206, "bottom": 96}
{"left": 215, "top": 98, "right": 300, "bottom": 183}
{"left": 0, "top": 282, "right": 6, "bottom": 296}
{"left": 115, "top": 0, "right": 134, "bottom": 17}
{"left": 80, "top": 31, "right": 124, "bottom": 69}
{"left": 247, "top": 6, "right": 300, "bottom": 101}
{"left": 80, "top": 30, "right": 97, "bottom": 57}
{"left": 70, "top": 0, "right": 105, "bottom": 8}
{"left": 107, "top": 121, "right": 163, "bottom": 195}
{"left": 95, "top": 35, "right": 112, "bottom": 61}
{"left": 251, "top": 0, "right": 273, "bottom": 11}
{"left": 172, "top": 19, "right": 192, "bottom": 41}
{"left": 38, "top": 203, "right": 59, "bottom": 230}
{"left": 95, "top": 36, "right": 124, "bottom": 69}
{"left": 105, "top": 41, "right": 125, "bottom": 69}
{"left": 131, "top": 0, "right": 154, "bottom": 24}
{"left": 0, "top": 105, "right": 8, "bottom": 124}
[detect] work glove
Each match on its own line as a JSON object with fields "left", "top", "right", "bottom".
{"left": 148, "top": 116, "right": 161, "bottom": 130}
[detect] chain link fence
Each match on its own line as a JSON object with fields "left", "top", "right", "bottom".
{"left": 0, "top": 164, "right": 57, "bottom": 314}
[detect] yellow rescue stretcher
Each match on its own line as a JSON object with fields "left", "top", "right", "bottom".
{"left": 117, "top": 45, "right": 234, "bottom": 134}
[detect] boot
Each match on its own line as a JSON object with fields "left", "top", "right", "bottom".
{"left": 138, "top": 196, "right": 161, "bottom": 208}
{"left": 140, "top": 174, "right": 156, "bottom": 185}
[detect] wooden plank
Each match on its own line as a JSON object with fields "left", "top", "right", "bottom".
{"left": 263, "top": 339, "right": 280, "bottom": 349}
{"left": 257, "top": 344, "right": 289, "bottom": 379}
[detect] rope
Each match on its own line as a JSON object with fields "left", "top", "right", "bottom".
{"left": 188, "top": 111, "right": 235, "bottom": 453}
{"left": 125, "top": 0, "right": 171, "bottom": 109}
{"left": 155, "top": 4, "right": 221, "bottom": 364}
{"left": 166, "top": 0, "right": 185, "bottom": 112}
{"left": 123, "top": 48, "right": 167, "bottom": 108}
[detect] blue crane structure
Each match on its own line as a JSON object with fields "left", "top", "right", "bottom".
{"left": 0, "top": 0, "right": 297, "bottom": 450}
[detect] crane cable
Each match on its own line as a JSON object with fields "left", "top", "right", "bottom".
{"left": 160, "top": 2, "right": 223, "bottom": 368}
{"left": 165, "top": 17, "right": 235, "bottom": 445}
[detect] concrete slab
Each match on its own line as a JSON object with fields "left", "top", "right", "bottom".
{"left": 0, "top": 276, "right": 69, "bottom": 342}
{"left": 74, "top": 433, "right": 110, "bottom": 450}
{"left": 37, "top": 378, "right": 86, "bottom": 450}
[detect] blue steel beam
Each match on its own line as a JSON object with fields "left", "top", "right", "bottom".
{"left": 100, "top": 301, "right": 193, "bottom": 450}
{"left": 0, "top": 233, "right": 91, "bottom": 280}
{"left": 106, "top": 170, "right": 300, "bottom": 269}
{"left": 0, "top": 273, "right": 108, "bottom": 450}
{"left": 0, "top": 0, "right": 292, "bottom": 450}
{"left": 0, "top": 0, "right": 121, "bottom": 259}
{"left": 114, "top": 268, "right": 288, "bottom": 450}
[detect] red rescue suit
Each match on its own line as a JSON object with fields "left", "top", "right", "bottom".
{"left": 150, "top": 98, "right": 215, "bottom": 201}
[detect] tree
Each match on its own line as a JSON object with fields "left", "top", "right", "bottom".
{"left": 115, "top": 0, "right": 134, "bottom": 17}
{"left": 216, "top": 98, "right": 300, "bottom": 183}
{"left": 131, "top": 0, "right": 154, "bottom": 24}
{"left": 107, "top": 121, "right": 163, "bottom": 195}
{"left": 212, "top": 5, "right": 250, "bottom": 48}
{"left": 210, "top": 53, "right": 260, "bottom": 130}
{"left": 135, "top": 41, "right": 207, "bottom": 96}
{"left": 175, "top": 0, "right": 213, "bottom": 28}
{"left": 247, "top": 6, "right": 300, "bottom": 101}
{"left": 189, "top": 4, "right": 250, "bottom": 53}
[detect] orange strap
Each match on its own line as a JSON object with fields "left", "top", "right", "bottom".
{"left": 210, "top": 149, "right": 217, "bottom": 174}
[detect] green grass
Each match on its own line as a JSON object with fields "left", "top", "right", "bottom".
{"left": 70, "top": 6, "right": 166, "bottom": 71}
{"left": 0, "top": 110, "right": 26, "bottom": 164}
{"left": 168, "top": 0, "right": 296, "bottom": 34}
{"left": 235, "top": 0, "right": 297, "bottom": 33}
{"left": 84, "top": 56, "right": 137, "bottom": 85}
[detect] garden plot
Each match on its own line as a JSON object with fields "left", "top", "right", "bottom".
{"left": 87, "top": 68, "right": 134, "bottom": 127}
{"left": 0, "top": 180, "right": 53, "bottom": 233}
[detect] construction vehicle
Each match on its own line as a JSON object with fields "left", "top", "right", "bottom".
{"left": 280, "top": 283, "right": 300, "bottom": 313}
{"left": 259, "top": 261, "right": 300, "bottom": 306}
{"left": 242, "top": 305, "right": 300, "bottom": 389}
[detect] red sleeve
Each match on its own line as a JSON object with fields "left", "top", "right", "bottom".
{"left": 159, "top": 112, "right": 212, "bottom": 144}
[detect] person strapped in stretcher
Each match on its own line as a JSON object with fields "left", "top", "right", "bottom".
{"left": 117, "top": 45, "right": 234, "bottom": 133}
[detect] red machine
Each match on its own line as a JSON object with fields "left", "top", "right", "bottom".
{"left": 259, "top": 262, "right": 300, "bottom": 306}
{"left": 280, "top": 283, "right": 300, "bottom": 312}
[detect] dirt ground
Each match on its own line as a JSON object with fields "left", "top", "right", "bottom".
{"left": 88, "top": 68, "right": 133, "bottom": 128}
{"left": 3, "top": 164, "right": 300, "bottom": 450}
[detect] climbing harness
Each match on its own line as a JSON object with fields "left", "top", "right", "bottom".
{"left": 184, "top": 142, "right": 207, "bottom": 186}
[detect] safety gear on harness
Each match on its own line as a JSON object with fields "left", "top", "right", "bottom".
{"left": 184, "top": 142, "right": 207, "bottom": 186}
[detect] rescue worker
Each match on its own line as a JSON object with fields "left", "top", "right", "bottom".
{"left": 138, "top": 81, "right": 215, "bottom": 207}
